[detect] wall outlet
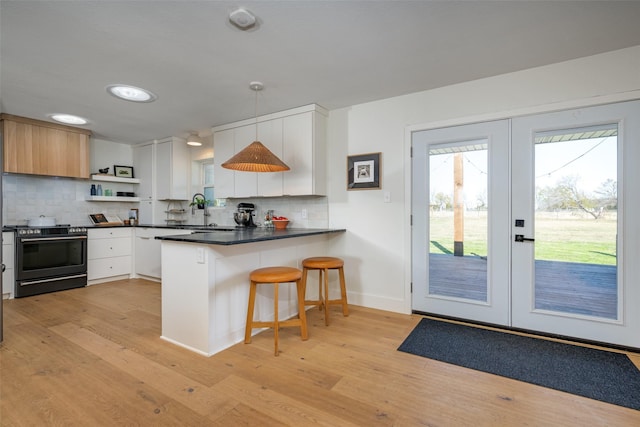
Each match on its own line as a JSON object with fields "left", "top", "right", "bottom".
{"left": 196, "top": 247, "right": 205, "bottom": 264}
{"left": 301, "top": 209, "right": 307, "bottom": 219}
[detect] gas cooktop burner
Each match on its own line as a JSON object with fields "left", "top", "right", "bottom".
{"left": 13, "top": 224, "right": 87, "bottom": 236}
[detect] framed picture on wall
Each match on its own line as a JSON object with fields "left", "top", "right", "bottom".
{"left": 114, "top": 165, "right": 134, "bottom": 178}
{"left": 347, "top": 152, "right": 381, "bottom": 190}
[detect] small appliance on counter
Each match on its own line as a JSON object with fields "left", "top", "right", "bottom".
{"left": 234, "top": 203, "right": 257, "bottom": 228}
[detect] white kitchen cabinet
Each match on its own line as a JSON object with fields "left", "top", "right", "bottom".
{"left": 283, "top": 111, "right": 326, "bottom": 196}
{"left": 134, "top": 227, "right": 192, "bottom": 280}
{"left": 88, "top": 228, "right": 132, "bottom": 284}
{"left": 212, "top": 104, "right": 326, "bottom": 198}
{"left": 133, "top": 143, "right": 154, "bottom": 201}
{"left": 233, "top": 125, "right": 258, "bottom": 198}
{"left": 212, "top": 128, "right": 235, "bottom": 199}
{"left": 156, "top": 137, "right": 189, "bottom": 201}
{"left": 2, "top": 232, "right": 15, "bottom": 299}
{"left": 257, "top": 118, "right": 284, "bottom": 196}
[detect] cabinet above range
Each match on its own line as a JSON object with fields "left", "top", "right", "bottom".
{"left": 1, "top": 113, "right": 91, "bottom": 179}
{"left": 213, "top": 104, "right": 327, "bottom": 198}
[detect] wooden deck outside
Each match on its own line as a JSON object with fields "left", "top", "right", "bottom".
{"left": 429, "top": 253, "right": 617, "bottom": 320}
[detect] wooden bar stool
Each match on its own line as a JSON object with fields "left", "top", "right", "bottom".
{"left": 244, "top": 266, "right": 308, "bottom": 356}
{"left": 301, "top": 257, "right": 349, "bottom": 326}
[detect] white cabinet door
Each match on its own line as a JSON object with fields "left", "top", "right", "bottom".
{"left": 135, "top": 232, "right": 159, "bottom": 278}
{"left": 156, "top": 137, "right": 189, "bottom": 200}
{"left": 88, "top": 257, "right": 131, "bottom": 281}
{"left": 88, "top": 237, "right": 132, "bottom": 259}
{"left": 133, "top": 143, "right": 154, "bottom": 201}
{"left": 213, "top": 128, "right": 235, "bottom": 199}
{"left": 233, "top": 125, "right": 258, "bottom": 198}
{"left": 283, "top": 111, "right": 326, "bottom": 196}
{"left": 257, "top": 118, "right": 284, "bottom": 197}
{"left": 135, "top": 228, "right": 192, "bottom": 279}
{"left": 2, "top": 232, "right": 15, "bottom": 299}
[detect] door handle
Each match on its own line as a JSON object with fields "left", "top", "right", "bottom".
{"left": 515, "top": 234, "right": 535, "bottom": 242}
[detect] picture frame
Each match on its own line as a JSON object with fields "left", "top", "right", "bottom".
{"left": 114, "top": 165, "right": 134, "bottom": 178}
{"left": 347, "top": 152, "right": 381, "bottom": 190}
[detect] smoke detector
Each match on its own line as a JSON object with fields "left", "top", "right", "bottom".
{"left": 229, "top": 8, "right": 256, "bottom": 30}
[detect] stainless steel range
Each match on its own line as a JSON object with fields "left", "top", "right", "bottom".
{"left": 14, "top": 225, "right": 88, "bottom": 298}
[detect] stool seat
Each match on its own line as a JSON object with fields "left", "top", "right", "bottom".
{"left": 250, "top": 266, "right": 302, "bottom": 283}
{"left": 245, "top": 266, "right": 308, "bottom": 356}
{"left": 301, "top": 256, "right": 349, "bottom": 326}
{"left": 302, "top": 257, "right": 344, "bottom": 270}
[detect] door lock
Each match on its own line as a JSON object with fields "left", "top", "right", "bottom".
{"left": 515, "top": 234, "right": 535, "bottom": 242}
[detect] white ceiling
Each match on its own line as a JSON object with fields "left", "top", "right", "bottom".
{"left": 2, "top": 1, "right": 640, "bottom": 144}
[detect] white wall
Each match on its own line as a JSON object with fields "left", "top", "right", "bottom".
{"left": 327, "top": 45, "right": 640, "bottom": 314}
{"left": 90, "top": 138, "right": 133, "bottom": 175}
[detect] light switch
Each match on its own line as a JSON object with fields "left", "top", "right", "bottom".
{"left": 384, "top": 191, "right": 391, "bottom": 203}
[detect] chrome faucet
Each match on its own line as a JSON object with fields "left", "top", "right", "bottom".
{"left": 191, "top": 193, "right": 210, "bottom": 226}
{"left": 191, "top": 193, "right": 206, "bottom": 214}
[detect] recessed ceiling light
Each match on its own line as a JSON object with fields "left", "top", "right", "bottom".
{"left": 106, "top": 84, "right": 157, "bottom": 102}
{"left": 49, "top": 114, "right": 88, "bottom": 125}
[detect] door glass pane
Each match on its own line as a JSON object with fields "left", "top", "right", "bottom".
{"left": 534, "top": 124, "right": 618, "bottom": 319}
{"left": 429, "top": 141, "right": 488, "bottom": 302}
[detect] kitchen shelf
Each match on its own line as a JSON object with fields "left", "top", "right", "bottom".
{"left": 90, "top": 174, "right": 140, "bottom": 184}
{"left": 165, "top": 201, "right": 187, "bottom": 224}
{"left": 86, "top": 196, "right": 140, "bottom": 202}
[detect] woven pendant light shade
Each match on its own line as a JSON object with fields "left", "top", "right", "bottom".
{"left": 221, "top": 141, "right": 290, "bottom": 172}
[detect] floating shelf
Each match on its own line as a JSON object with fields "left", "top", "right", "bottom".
{"left": 90, "top": 174, "right": 140, "bottom": 184}
{"left": 86, "top": 196, "right": 140, "bottom": 202}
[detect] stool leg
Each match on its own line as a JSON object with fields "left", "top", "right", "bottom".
{"left": 273, "top": 282, "right": 279, "bottom": 356}
{"left": 301, "top": 266, "right": 309, "bottom": 305}
{"left": 296, "top": 278, "right": 309, "bottom": 340}
{"left": 245, "top": 281, "right": 257, "bottom": 344}
{"left": 338, "top": 266, "right": 349, "bottom": 317}
{"left": 317, "top": 269, "right": 324, "bottom": 311}
{"left": 323, "top": 268, "right": 330, "bottom": 326}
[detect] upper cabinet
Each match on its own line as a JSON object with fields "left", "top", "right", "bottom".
{"left": 133, "top": 143, "right": 154, "bottom": 202}
{"left": 213, "top": 104, "right": 327, "bottom": 198}
{"left": 133, "top": 137, "right": 188, "bottom": 201}
{"left": 1, "top": 113, "right": 91, "bottom": 179}
{"left": 155, "top": 137, "right": 188, "bottom": 200}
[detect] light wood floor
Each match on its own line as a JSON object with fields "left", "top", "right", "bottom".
{"left": 1, "top": 279, "right": 639, "bottom": 426}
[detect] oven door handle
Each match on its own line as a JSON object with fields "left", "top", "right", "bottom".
{"left": 20, "top": 236, "right": 88, "bottom": 243}
{"left": 19, "top": 274, "right": 88, "bottom": 287}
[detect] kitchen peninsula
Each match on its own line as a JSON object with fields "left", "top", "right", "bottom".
{"left": 156, "top": 228, "right": 345, "bottom": 356}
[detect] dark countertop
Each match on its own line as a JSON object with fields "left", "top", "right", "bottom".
{"left": 155, "top": 227, "right": 346, "bottom": 246}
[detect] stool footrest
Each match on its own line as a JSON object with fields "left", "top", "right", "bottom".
{"left": 251, "top": 319, "right": 305, "bottom": 328}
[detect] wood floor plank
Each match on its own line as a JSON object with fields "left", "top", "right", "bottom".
{"left": 214, "top": 375, "right": 361, "bottom": 427}
{"left": 49, "top": 322, "right": 239, "bottom": 420}
{"left": 2, "top": 279, "right": 640, "bottom": 426}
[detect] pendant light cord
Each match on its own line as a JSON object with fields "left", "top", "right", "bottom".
{"left": 254, "top": 86, "right": 258, "bottom": 141}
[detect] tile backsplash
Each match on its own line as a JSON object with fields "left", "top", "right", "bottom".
{"left": 2, "top": 174, "right": 329, "bottom": 228}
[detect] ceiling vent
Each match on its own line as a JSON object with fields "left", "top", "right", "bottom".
{"left": 229, "top": 8, "right": 256, "bottom": 30}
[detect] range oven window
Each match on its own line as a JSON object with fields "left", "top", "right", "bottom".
{"left": 21, "top": 238, "right": 86, "bottom": 271}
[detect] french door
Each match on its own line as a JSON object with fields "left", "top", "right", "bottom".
{"left": 412, "top": 100, "right": 640, "bottom": 347}
{"left": 412, "top": 120, "right": 511, "bottom": 326}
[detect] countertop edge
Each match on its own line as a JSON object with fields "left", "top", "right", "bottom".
{"left": 155, "top": 228, "right": 346, "bottom": 245}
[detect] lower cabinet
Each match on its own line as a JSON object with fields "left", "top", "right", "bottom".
{"left": 88, "top": 228, "right": 133, "bottom": 284}
{"left": 135, "top": 227, "right": 192, "bottom": 280}
{"left": 2, "top": 232, "right": 15, "bottom": 299}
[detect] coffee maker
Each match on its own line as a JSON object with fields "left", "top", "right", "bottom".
{"left": 234, "top": 203, "right": 257, "bottom": 227}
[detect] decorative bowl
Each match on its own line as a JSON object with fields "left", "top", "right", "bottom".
{"left": 272, "top": 220, "right": 289, "bottom": 230}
